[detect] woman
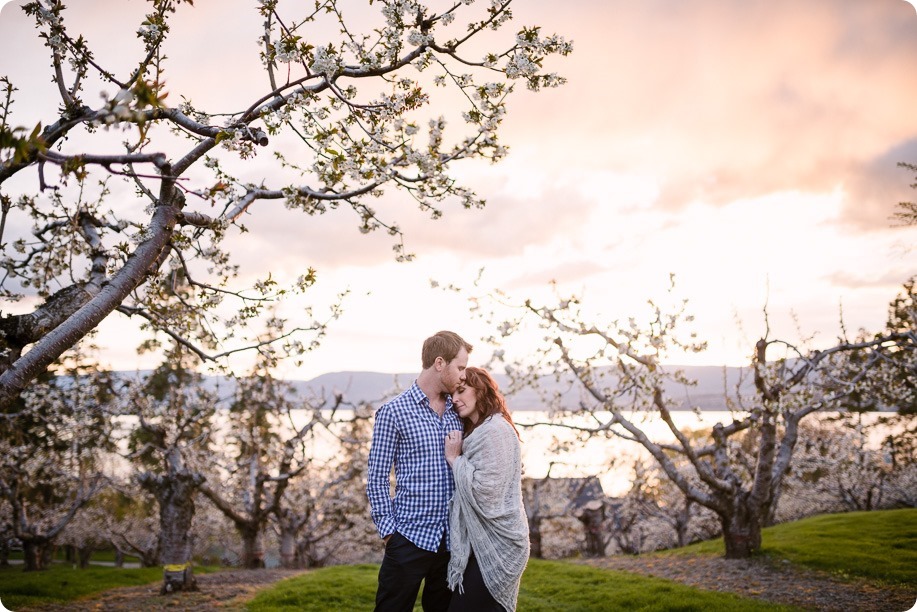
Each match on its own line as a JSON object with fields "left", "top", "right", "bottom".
{"left": 444, "top": 367, "right": 529, "bottom": 612}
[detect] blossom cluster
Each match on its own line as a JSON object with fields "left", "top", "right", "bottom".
{"left": 310, "top": 45, "right": 343, "bottom": 77}
{"left": 137, "top": 20, "right": 162, "bottom": 46}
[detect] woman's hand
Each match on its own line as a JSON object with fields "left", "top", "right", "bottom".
{"left": 445, "top": 430, "right": 463, "bottom": 467}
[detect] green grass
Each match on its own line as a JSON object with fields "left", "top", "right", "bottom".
{"left": 245, "top": 559, "right": 793, "bottom": 612}
{"left": 665, "top": 508, "right": 917, "bottom": 585}
{"left": 0, "top": 563, "right": 220, "bottom": 610}
{"left": 0, "top": 564, "right": 163, "bottom": 609}
{"left": 517, "top": 559, "right": 792, "bottom": 612}
{"left": 244, "top": 564, "right": 384, "bottom": 612}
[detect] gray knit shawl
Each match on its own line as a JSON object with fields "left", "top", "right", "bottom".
{"left": 448, "top": 415, "right": 529, "bottom": 611}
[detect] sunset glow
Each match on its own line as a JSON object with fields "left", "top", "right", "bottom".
{"left": 1, "top": 0, "right": 915, "bottom": 379}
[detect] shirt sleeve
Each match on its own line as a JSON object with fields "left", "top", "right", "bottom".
{"left": 366, "top": 405, "right": 397, "bottom": 539}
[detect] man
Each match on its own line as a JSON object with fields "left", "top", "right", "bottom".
{"left": 366, "top": 331, "right": 472, "bottom": 612}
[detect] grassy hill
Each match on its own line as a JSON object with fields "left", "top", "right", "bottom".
{"left": 667, "top": 507, "right": 917, "bottom": 585}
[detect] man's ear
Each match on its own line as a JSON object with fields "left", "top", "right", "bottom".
{"left": 434, "top": 356, "right": 445, "bottom": 371}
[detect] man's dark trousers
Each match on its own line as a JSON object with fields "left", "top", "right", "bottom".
{"left": 374, "top": 532, "right": 451, "bottom": 612}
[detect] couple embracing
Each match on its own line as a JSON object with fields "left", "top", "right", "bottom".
{"left": 366, "top": 331, "right": 529, "bottom": 612}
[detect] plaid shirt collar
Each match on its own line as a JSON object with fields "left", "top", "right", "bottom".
{"left": 408, "top": 381, "right": 454, "bottom": 415}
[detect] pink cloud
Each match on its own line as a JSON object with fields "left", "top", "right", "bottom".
{"left": 506, "top": 0, "right": 917, "bottom": 229}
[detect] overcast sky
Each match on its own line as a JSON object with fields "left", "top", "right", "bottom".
{"left": 2, "top": 0, "right": 916, "bottom": 380}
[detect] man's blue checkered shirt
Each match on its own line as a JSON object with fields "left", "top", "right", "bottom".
{"left": 366, "top": 382, "right": 463, "bottom": 552}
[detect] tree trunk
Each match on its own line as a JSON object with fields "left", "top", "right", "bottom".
{"left": 114, "top": 548, "right": 124, "bottom": 568}
{"left": 157, "top": 478, "right": 199, "bottom": 594}
{"left": 578, "top": 505, "right": 606, "bottom": 557}
{"left": 279, "top": 528, "right": 299, "bottom": 569}
{"left": 764, "top": 488, "right": 781, "bottom": 527}
{"left": 239, "top": 526, "right": 266, "bottom": 569}
{"left": 0, "top": 196, "right": 183, "bottom": 409}
{"left": 141, "top": 548, "right": 160, "bottom": 568}
{"left": 0, "top": 537, "right": 9, "bottom": 566}
{"left": 721, "top": 504, "right": 762, "bottom": 559}
{"left": 296, "top": 538, "right": 326, "bottom": 569}
{"left": 40, "top": 543, "right": 55, "bottom": 568}
{"left": 22, "top": 540, "right": 44, "bottom": 571}
{"left": 77, "top": 546, "right": 93, "bottom": 568}
{"left": 20, "top": 538, "right": 55, "bottom": 571}
{"left": 675, "top": 500, "right": 692, "bottom": 547}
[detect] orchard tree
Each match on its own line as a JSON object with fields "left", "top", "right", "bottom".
{"left": 57, "top": 503, "right": 114, "bottom": 568}
{"left": 0, "top": 504, "right": 12, "bottom": 566}
{"left": 866, "top": 276, "right": 916, "bottom": 414}
{"left": 0, "top": 354, "right": 113, "bottom": 570}
{"left": 520, "top": 470, "right": 605, "bottom": 559}
{"left": 0, "top": 0, "right": 571, "bottom": 407}
{"left": 274, "top": 454, "right": 365, "bottom": 568}
{"left": 274, "top": 403, "right": 378, "bottom": 568}
{"left": 199, "top": 361, "right": 333, "bottom": 569}
{"left": 795, "top": 277, "right": 917, "bottom": 512}
{"left": 780, "top": 419, "right": 896, "bottom": 519}
{"left": 202, "top": 349, "right": 378, "bottom": 569}
{"left": 462, "top": 276, "right": 915, "bottom": 558}
{"left": 615, "top": 456, "right": 719, "bottom": 552}
{"left": 122, "top": 347, "right": 217, "bottom": 592}
{"left": 84, "top": 486, "right": 162, "bottom": 568}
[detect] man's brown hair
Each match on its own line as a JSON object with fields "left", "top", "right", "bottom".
{"left": 421, "top": 331, "right": 473, "bottom": 369}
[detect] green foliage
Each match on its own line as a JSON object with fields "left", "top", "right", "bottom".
{"left": 0, "top": 76, "right": 46, "bottom": 165}
{"left": 90, "top": 487, "right": 157, "bottom": 524}
{"left": 665, "top": 509, "right": 917, "bottom": 586}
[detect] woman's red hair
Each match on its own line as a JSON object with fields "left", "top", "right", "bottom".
{"left": 460, "top": 367, "right": 520, "bottom": 440}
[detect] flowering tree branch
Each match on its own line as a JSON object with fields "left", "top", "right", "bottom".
{"left": 0, "top": 0, "right": 571, "bottom": 406}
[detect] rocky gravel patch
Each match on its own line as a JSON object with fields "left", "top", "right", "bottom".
{"left": 579, "top": 554, "right": 916, "bottom": 612}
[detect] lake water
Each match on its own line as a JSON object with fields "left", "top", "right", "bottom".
{"left": 278, "top": 408, "right": 895, "bottom": 498}
{"left": 111, "top": 406, "right": 893, "bottom": 500}
{"left": 515, "top": 410, "right": 740, "bottom": 496}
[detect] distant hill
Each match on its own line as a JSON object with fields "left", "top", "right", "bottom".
{"left": 284, "top": 365, "right": 753, "bottom": 411}
{"left": 106, "top": 365, "right": 753, "bottom": 411}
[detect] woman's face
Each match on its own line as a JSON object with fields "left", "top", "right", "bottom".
{"left": 453, "top": 383, "right": 479, "bottom": 423}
